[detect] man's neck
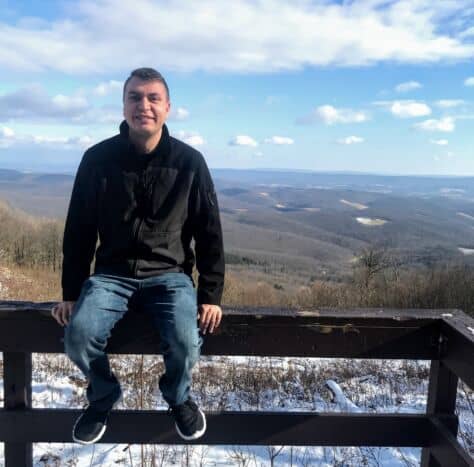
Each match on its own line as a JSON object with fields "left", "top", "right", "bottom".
{"left": 129, "top": 128, "right": 163, "bottom": 154}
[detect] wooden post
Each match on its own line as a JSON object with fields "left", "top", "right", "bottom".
{"left": 421, "top": 356, "right": 459, "bottom": 467}
{"left": 3, "top": 352, "right": 33, "bottom": 467}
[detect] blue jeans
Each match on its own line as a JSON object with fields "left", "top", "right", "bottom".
{"left": 64, "top": 272, "right": 202, "bottom": 410}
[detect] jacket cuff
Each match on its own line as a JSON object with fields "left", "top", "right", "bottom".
{"left": 62, "top": 288, "right": 82, "bottom": 302}
{"left": 197, "top": 288, "right": 223, "bottom": 306}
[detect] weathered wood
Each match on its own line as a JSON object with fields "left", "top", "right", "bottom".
{"left": 0, "top": 305, "right": 441, "bottom": 359}
{"left": 3, "top": 352, "right": 33, "bottom": 466}
{"left": 0, "top": 301, "right": 459, "bottom": 319}
{"left": 421, "top": 359, "right": 460, "bottom": 466}
{"left": 426, "top": 417, "right": 474, "bottom": 467}
{"left": 0, "top": 409, "right": 431, "bottom": 446}
{"left": 440, "top": 315, "right": 474, "bottom": 391}
{"left": 0, "top": 302, "right": 472, "bottom": 467}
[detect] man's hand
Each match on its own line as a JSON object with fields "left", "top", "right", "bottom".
{"left": 51, "top": 301, "right": 76, "bottom": 327}
{"left": 198, "top": 304, "right": 222, "bottom": 335}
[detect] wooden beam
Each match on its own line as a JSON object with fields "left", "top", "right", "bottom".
{"left": 440, "top": 315, "right": 474, "bottom": 391}
{"left": 0, "top": 304, "right": 441, "bottom": 359}
{"left": 0, "top": 409, "right": 431, "bottom": 446}
{"left": 3, "top": 352, "right": 33, "bottom": 466}
{"left": 427, "top": 417, "right": 474, "bottom": 467}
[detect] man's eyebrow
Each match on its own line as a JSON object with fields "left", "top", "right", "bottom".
{"left": 127, "top": 91, "right": 163, "bottom": 98}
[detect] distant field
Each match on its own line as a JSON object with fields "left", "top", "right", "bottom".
{"left": 1, "top": 167, "right": 474, "bottom": 280}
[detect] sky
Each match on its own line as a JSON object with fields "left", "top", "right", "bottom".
{"left": 0, "top": 0, "right": 473, "bottom": 175}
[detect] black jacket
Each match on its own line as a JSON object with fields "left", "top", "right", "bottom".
{"left": 62, "top": 121, "right": 225, "bottom": 305}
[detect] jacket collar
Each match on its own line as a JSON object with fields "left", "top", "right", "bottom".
{"left": 119, "top": 120, "right": 171, "bottom": 162}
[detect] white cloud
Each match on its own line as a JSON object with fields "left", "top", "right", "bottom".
{"left": 264, "top": 136, "right": 294, "bottom": 145}
{"left": 174, "top": 130, "right": 205, "bottom": 147}
{"left": 303, "top": 105, "right": 368, "bottom": 125}
{"left": 0, "top": 85, "right": 90, "bottom": 122}
{"left": 0, "top": 1, "right": 473, "bottom": 74}
{"left": 390, "top": 101, "right": 431, "bottom": 118}
{"left": 395, "top": 81, "right": 422, "bottom": 93}
{"left": 430, "top": 139, "right": 449, "bottom": 145}
{"left": 414, "top": 117, "right": 455, "bottom": 132}
{"left": 184, "top": 135, "right": 204, "bottom": 146}
{"left": 337, "top": 136, "right": 364, "bottom": 145}
{"left": 464, "top": 76, "right": 474, "bottom": 86}
{"left": 0, "top": 128, "right": 94, "bottom": 150}
{"left": 169, "top": 107, "right": 190, "bottom": 121}
{"left": 51, "top": 94, "right": 88, "bottom": 111}
{"left": 460, "top": 26, "right": 474, "bottom": 38}
{"left": 229, "top": 135, "right": 258, "bottom": 147}
{"left": 0, "top": 85, "right": 125, "bottom": 125}
{"left": 435, "top": 99, "right": 465, "bottom": 108}
{"left": 0, "top": 126, "right": 14, "bottom": 138}
{"left": 93, "top": 80, "right": 122, "bottom": 96}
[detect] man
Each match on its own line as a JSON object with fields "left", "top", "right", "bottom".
{"left": 51, "top": 67, "right": 225, "bottom": 444}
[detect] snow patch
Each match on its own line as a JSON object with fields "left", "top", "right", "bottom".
{"left": 326, "top": 379, "right": 363, "bottom": 413}
{"left": 457, "top": 212, "right": 474, "bottom": 221}
{"left": 340, "top": 199, "right": 368, "bottom": 210}
{"left": 356, "top": 217, "right": 387, "bottom": 226}
{"left": 459, "top": 247, "right": 474, "bottom": 255}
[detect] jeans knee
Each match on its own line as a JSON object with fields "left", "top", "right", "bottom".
{"left": 164, "top": 332, "right": 200, "bottom": 366}
{"left": 64, "top": 320, "right": 90, "bottom": 362}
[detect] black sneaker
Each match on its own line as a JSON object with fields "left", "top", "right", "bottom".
{"left": 72, "top": 405, "right": 112, "bottom": 444}
{"left": 168, "top": 398, "right": 207, "bottom": 440}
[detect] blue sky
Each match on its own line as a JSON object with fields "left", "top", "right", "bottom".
{"left": 0, "top": 0, "right": 473, "bottom": 175}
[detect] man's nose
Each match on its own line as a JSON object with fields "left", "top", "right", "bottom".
{"left": 137, "top": 97, "right": 151, "bottom": 110}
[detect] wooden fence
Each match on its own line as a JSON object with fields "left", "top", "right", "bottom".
{"left": 0, "top": 303, "right": 473, "bottom": 466}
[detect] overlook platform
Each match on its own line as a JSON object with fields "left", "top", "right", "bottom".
{"left": 0, "top": 303, "right": 473, "bottom": 466}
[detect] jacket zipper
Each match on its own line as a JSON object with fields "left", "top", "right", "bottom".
{"left": 132, "top": 216, "right": 144, "bottom": 276}
{"left": 132, "top": 173, "right": 148, "bottom": 276}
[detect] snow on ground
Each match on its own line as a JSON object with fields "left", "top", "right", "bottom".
{"left": 458, "top": 212, "right": 474, "bottom": 221}
{"left": 340, "top": 199, "right": 368, "bottom": 210}
{"left": 356, "top": 217, "right": 387, "bottom": 226}
{"left": 459, "top": 247, "right": 474, "bottom": 255}
{"left": 0, "top": 355, "right": 472, "bottom": 466}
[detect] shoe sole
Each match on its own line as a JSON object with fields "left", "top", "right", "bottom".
{"left": 72, "top": 394, "right": 122, "bottom": 445}
{"left": 175, "top": 408, "right": 207, "bottom": 440}
{"left": 72, "top": 420, "right": 107, "bottom": 445}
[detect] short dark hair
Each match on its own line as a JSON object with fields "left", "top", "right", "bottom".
{"left": 123, "top": 67, "right": 170, "bottom": 101}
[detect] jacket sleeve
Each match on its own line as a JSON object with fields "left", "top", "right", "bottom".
{"left": 61, "top": 151, "right": 98, "bottom": 301}
{"left": 191, "top": 154, "right": 225, "bottom": 306}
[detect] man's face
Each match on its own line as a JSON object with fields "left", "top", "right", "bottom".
{"left": 123, "top": 77, "right": 170, "bottom": 138}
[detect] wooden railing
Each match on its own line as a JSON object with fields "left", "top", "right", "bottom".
{"left": 0, "top": 303, "right": 473, "bottom": 466}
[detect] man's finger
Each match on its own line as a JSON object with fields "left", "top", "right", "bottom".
{"left": 215, "top": 312, "right": 222, "bottom": 329}
{"left": 201, "top": 310, "right": 211, "bottom": 334}
{"left": 63, "top": 309, "right": 70, "bottom": 326}
{"left": 209, "top": 316, "right": 216, "bottom": 334}
{"left": 58, "top": 309, "right": 66, "bottom": 327}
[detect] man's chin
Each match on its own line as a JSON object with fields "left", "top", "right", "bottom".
{"left": 130, "top": 125, "right": 160, "bottom": 137}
